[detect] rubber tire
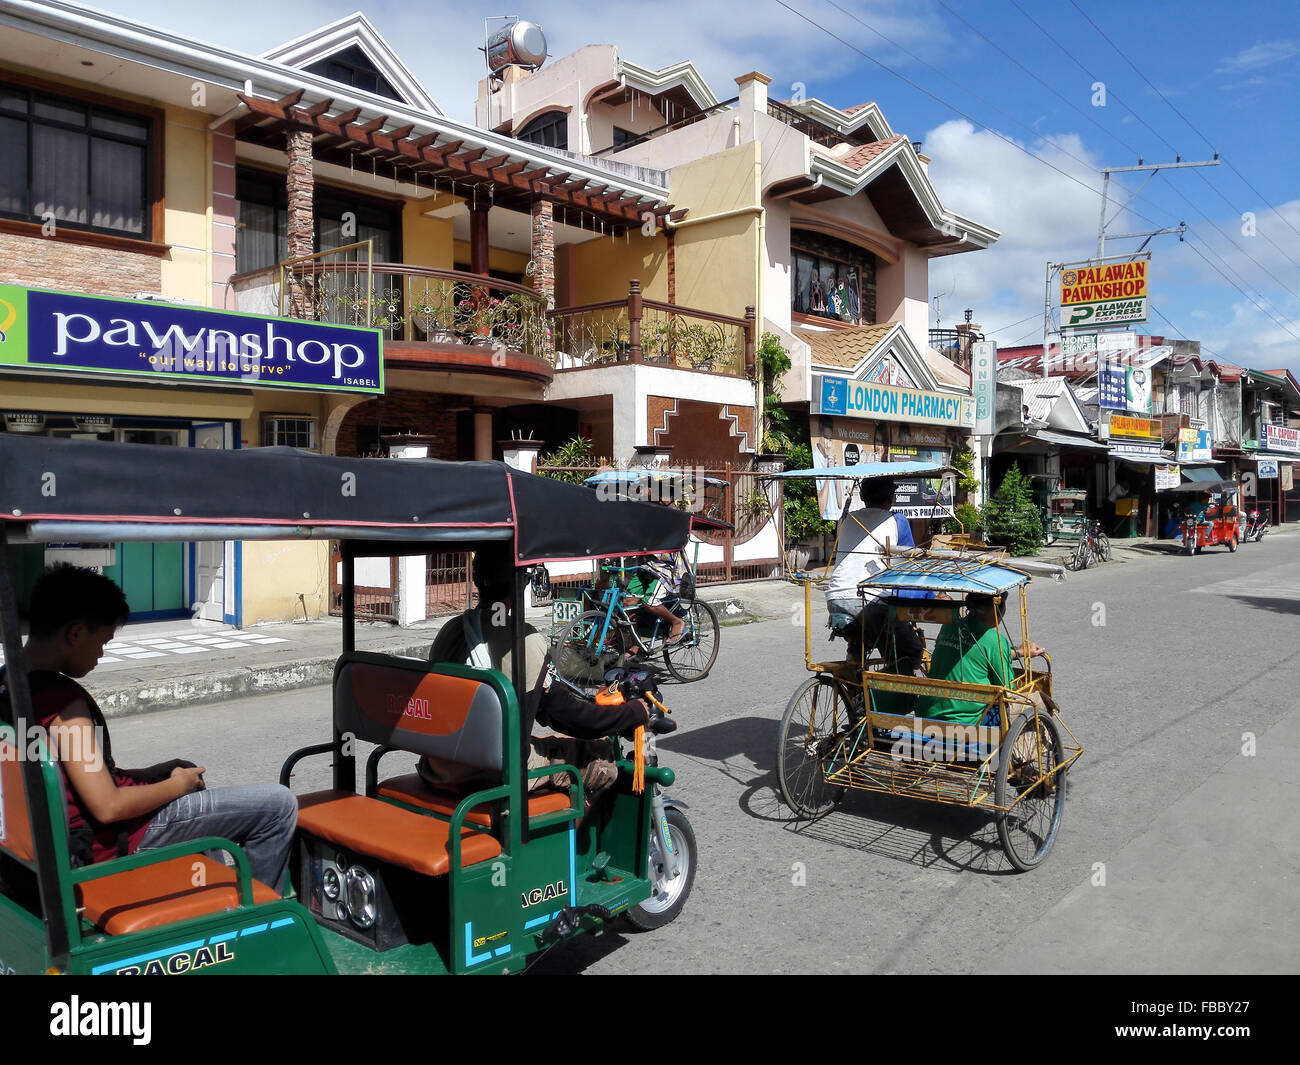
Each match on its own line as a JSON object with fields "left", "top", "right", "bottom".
{"left": 778, "top": 675, "right": 856, "bottom": 818}
{"left": 1096, "top": 533, "right": 1112, "bottom": 562}
{"left": 662, "top": 599, "right": 720, "bottom": 683}
{"left": 552, "top": 609, "right": 627, "bottom": 693}
{"left": 624, "top": 806, "right": 696, "bottom": 931}
{"left": 995, "top": 711, "right": 1067, "bottom": 872}
{"left": 1228, "top": 536, "right": 1238, "bottom": 553}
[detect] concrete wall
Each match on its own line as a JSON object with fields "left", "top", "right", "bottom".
{"left": 241, "top": 541, "right": 331, "bottom": 623}
{"left": 876, "top": 245, "right": 931, "bottom": 355}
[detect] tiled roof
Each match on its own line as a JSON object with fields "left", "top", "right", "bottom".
{"left": 811, "top": 134, "right": 905, "bottom": 172}
{"left": 923, "top": 346, "right": 969, "bottom": 388}
{"left": 844, "top": 102, "right": 875, "bottom": 114}
{"left": 795, "top": 323, "right": 896, "bottom": 369}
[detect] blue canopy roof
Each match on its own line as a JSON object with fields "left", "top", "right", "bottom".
{"left": 862, "top": 559, "right": 1030, "bottom": 595}
{"left": 583, "top": 470, "right": 729, "bottom": 487}
{"left": 770, "top": 461, "right": 953, "bottom": 480}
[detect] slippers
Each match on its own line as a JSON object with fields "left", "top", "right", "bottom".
{"left": 664, "top": 630, "right": 687, "bottom": 648}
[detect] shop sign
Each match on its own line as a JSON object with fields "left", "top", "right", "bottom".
{"left": 1262, "top": 424, "right": 1300, "bottom": 454}
{"left": 1176, "top": 428, "right": 1213, "bottom": 462}
{"left": 1154, "top": 464, "right": 1181, "bottom": 490}
{"left": 2, "top": 411, "right": 44, "bottom": 433}
{"left": 1126, "top": 366, "right": 1152, "bottom": 413}
{"left": 970, "top": 340, "right": 996, "bottom": 436}
{"left": 815, "top": 374, "right": 974, "bottom": 429}
{"left": 1257, "top": 459, "right": 1279, "bottom": 479}
{"left": 1106, "top": 413, "right": 1161, "bottom": 440}
{"left": 1109, "top": 442, "right": 1163, "bottom": 458}
{"left": 1063, "top": 298, "right": 1148, "bottom": 329}
{"left": 72, "top": 415, "right": 113, "bottom": 433}
{"left": 0, "top": 284, "right": 383, "bottom": 394}
{"left": 1098, "top": 359, "right": 1126, "bottom": 410}
{"left": 1060, "top": 260, "right": 1148, "bottom": 306}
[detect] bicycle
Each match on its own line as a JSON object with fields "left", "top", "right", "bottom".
{"left": 1065, "top": 521, "right": 1109, "bottom": 570}
{"left": 551, "top": 563, "right": 720, "bottom": 689}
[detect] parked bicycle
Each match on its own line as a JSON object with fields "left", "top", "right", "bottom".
{"left": 551, "top": 562, "right": 720, "bottom": 689}
{"left": 1065, "top": 520, "right": 1110, "bottom": 571}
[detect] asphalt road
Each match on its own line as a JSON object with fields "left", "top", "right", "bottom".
{"left": 108, "top": 531, "right": 1300, "bottom": 975}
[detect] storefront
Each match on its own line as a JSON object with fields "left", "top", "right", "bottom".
{"left": 0, "top": 283, "right": 381, "bottom": 623}
{"left": 1102, "top": 413, "right": 1167, "bottom": 537}
{"left": 1254, "top": 426, "right": 1300, "bottom": 523}
{"left": 810, "top": 373, "right": 973, "bottom": 529}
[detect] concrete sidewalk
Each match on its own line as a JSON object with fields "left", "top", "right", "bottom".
{"left": 48, "top": 581, "right": 801, "bottom": 718}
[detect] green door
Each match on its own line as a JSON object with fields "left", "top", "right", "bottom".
{"left": 102, "top": 542, "right": 185, "bottom": 618}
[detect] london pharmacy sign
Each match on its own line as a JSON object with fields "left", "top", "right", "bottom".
{"left": 814, "top": 374, "right": 974, "bottom": 429}
{"left": 0, "top": 285, "right": 383, "bottom": 394}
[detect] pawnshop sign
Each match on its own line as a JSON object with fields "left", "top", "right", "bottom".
{"left": 0, "top": 285, "right": 383, "bottom": 394}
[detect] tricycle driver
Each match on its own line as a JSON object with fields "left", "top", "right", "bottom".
{"left": 1, "top": 565, "right": 298, "bottom": 889}
{"left": 422, "top": 544, "right": 674, "bottom": 807}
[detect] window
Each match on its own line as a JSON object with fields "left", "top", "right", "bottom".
{"left": 612, "top": 126, "right": 638, "bottom": 149}
{"left": 304, "top": 46, "right": 403, "bottom": 103}
{"left": 790, "top": 230, "right": 876, "bottom": 326}
{"left": 236, "top": 170, "right": 401, "bottom": 273}
{"left": 516, "top": 111, "right": 567, "bottom": 151}
{"left": 0, "top": 81, "right": 152, "bottom": 239}
{"left": 261, "top": 416, "right": 316, "bottom": 450}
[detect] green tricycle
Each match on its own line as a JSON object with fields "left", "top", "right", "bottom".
{"left": 0, "top": 435, "right": 696, "bottom": 975}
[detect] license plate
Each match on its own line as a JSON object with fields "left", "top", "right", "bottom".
{"left": 552, "top": 600, "right": 581, "bottom": 625}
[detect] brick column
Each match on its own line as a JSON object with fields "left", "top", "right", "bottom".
{"left": 530, "top": 199, "right": 555, "bottom": 309}
{"left": 285, "top": 129, "right": 315, "bottom": 260}
{"left": 666, "top": 229, "right": 676, "bottom": 305}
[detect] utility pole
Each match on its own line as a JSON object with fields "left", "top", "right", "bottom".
{"left": 1097, "top": 157, "right": 1220, "bottom": 259}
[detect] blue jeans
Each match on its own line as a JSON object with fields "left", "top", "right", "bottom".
{"left": 136, "top": 784, "right": 297, "bottom": 890}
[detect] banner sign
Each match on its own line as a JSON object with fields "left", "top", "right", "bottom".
{"left": 1110, "top": 442, "right": 1163, "bottom": 458}
{"left": 1154, "top": 464, "right": 1181, "bottom": 490}
{"left": 1061, "top": 333, "right": 1097, "bottom": 358}
{"left": 1262, "top": 424, "right": 1300, "bottom": 453}
{"left": 1257, "top": 459, "right": 1279, "bottom": 478}
{"left": 1177, "top": 428, "right": 1213, "bottom": 462}
{"left": 1098, "top": 359, "right": 1126, "bottom": 409}
{"left": 1063, "top": 298, "right": 1148, "bottom": 329}
{"left": 970, "top": 340, "right": 996, "bottom": 436}
{"left": 1107, "top": 414, "right": 1162, "bottom": 440}
{"left": 0, "top": 284, "right": 384, "bottom": 394}
{"left": 815, "top": 374, "right": 974, "bottom": 429}
{"left": 1060, "top": 260, "right": 1148, "bottom": 306}
{"left": 1125, "top": 366, "right": 1152, "bottom": 413}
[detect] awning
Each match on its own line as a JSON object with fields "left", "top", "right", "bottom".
{"left": 1031, "top": 429, "right": 1109, "bottom": 451}
{"left": 1111, "top": 451, "right": 1173, "bottom": 466}
{"left": 1182, "top": 467, "right": 1224, "bottom": 482}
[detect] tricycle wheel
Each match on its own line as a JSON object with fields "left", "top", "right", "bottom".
{"left": 662, "top": 598, "right": 720, "bottom": 682}
{"left": 552, "top": 609, "right": 626, "bottom": 693}
{"left": 1228, "top": 535, "right": 1238, "bottom": 552}
{"left": 778, "top": 675, "right": 857, "bottom": 818}
{"left": 625, "top": 806, "right": 696, "bottom": 931}
{"left": 995, "top": 710, "right": 1067, "bottom": 871}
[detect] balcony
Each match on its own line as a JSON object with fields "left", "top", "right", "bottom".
{"left": 231, "top": 262, "right": 756, "bottom": 382}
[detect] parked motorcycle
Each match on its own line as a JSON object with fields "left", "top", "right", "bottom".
{"left": 1243, "top": 509, "right": 1269, "bottom": 543}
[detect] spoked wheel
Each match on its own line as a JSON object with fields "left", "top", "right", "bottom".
{"left": 1095, "top": 532, "right": 1112, "bottom": 562}
{"left": 1065, "top": 539, "right": 1092, "bottom": 571}
{"left": 995, "top": 710, "right": 1067, "bottom": 871}
{"left": 662, "top": 599, "right": 720, "bottom": 682}
{"left": 624, "top": 806, "right": 696, "bottom": 931}
{"left": 778, "top": 675, "right": 860, "bottom": 818}
{"left": 552, "top": 609, "right": 627, "bottom": 693}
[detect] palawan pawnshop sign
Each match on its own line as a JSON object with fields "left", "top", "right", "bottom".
{"left": 0, "top": 285, "right": 383, "bottom": 394}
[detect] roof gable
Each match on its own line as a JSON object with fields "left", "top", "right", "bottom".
{"left": 796, "top": 322, "right": 943, "bottom": 392}
{"left": 261, "top": 12, "right": 442, "bottom": 115}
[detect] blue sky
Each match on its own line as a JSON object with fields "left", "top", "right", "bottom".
{"left": 93, "top": 0, "right": 1300, "bottom": 373}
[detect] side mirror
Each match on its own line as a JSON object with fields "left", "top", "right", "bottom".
{"left": 530, "top": 566, "right": 551, "bottom": 598}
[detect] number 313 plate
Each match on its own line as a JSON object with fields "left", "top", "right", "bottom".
{"left": 552, "top": 600, "right": 581, "bottom": 625}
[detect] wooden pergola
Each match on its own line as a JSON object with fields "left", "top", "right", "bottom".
{"left": 235, "top": 90, "right": 686, "bottom": 235}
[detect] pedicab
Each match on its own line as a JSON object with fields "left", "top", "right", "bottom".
{"left": 1167, "top": 479, "right": 1241, "bottom": 554}
{"left": 768, "top": 462, "right": 1083, "bottom": 871}
{"left": 0, "top": 434, "right": 695, "bottom": 975}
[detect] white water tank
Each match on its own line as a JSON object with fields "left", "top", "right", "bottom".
{"left": 486, "top": 20, "right": 547, "bottom": 74}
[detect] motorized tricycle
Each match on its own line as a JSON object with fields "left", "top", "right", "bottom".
{"left": 0, "top": 435, "right": 696, "bottom": 975}
{"left": 768, "top": 461, "right": 1082, "bottom": 871}
{"left": 1168, "top": 479, "right": 1241, "bottom": 554}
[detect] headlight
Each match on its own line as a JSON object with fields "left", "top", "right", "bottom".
{"left": 344, "top": 866, "right": 377, "bottom": 930}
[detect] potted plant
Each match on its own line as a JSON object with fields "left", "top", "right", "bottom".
{"left": 458, "top": 295, "right": 502, "bottom": 346}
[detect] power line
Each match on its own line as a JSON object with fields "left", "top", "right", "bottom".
{"left": 1182, "top": 239, "right": 1300, "bottom": 343}
{"left": 1066, "top": 0, "right": 1300, "bottom": 243}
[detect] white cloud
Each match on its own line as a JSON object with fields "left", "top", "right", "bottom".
{"left": 1215, "top": 39, "right": 1300, "bottom": 74}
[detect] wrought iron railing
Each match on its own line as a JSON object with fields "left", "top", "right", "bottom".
{"left": 549, "top": 281, "right": 755, "bottom": 378}
{"left": 766, "top": 99, "right": 871, "bottom": 149}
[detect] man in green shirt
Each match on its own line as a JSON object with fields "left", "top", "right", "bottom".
{"left": 917, "top": 594, "right": 1044, "bottom": 724}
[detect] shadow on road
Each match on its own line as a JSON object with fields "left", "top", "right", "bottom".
{"left": 656, "top": 715, "right": 776, "bottom": 773}
{"left": 1223, "top": 594, "right": 1300, "bottom": 615}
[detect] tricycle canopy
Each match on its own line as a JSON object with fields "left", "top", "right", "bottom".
{"left": 768, "top": 460, "right": 954, "bottom": 481}
{"left": 861, "top": 556, "right": 1031, "bottom": 595}
{"left": 1162, "top": 479, "right": 1239, "bottom": 495}
{"left": 0, "top": 434, "right": 691, "bottom": 564}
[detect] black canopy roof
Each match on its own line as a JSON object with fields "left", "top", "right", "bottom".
{"left": 0, "top": 435, "right": 690, "bottom": 565}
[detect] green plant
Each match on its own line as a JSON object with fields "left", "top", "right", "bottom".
{"left": 949, "top": 444, "right": 980, "bottom": 500}
{"left": 943, "top": 502, "right": 982, "bottom": 537}
{"left": 979, "top": 464, "right": 1043, "bottom": 556}
{"left": 537, "top": 436, "right": 594, "bottom": 485}
{"left": 782, "top": 442, "right": 835, "bottom": 543}
{"left": 757, "top": 332, "right": 793, "bottom": 453}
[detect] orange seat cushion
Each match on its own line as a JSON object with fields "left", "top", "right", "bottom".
{"left": 77, "top": 855, "right": 280, "bottom": 936}
{"left": 297, "top": 791, "right": 501, "bottom": 876}
{"left": 376, "top": 774, "right": 573, "bottom": 825}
